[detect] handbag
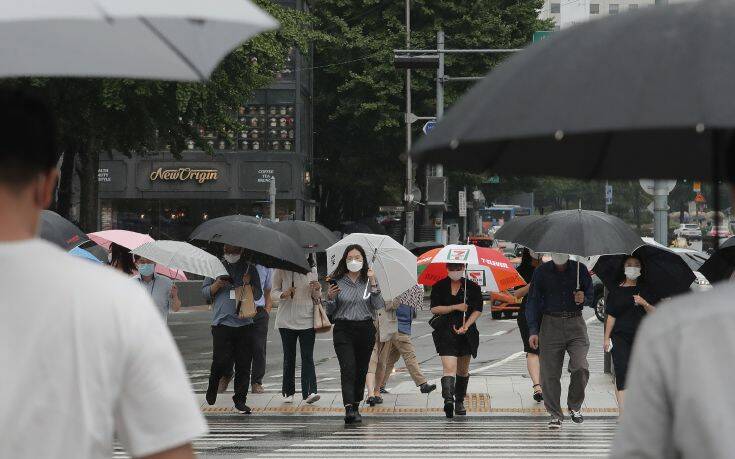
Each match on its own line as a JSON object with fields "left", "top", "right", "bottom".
{"left": 428, "top": 313, "right": 447, "bottom": 331}
{"left": 235, "top": 285, "right": 257, "bottom": 319}
{"left": 313, "top": 299, "right": 332, "bottom": 333}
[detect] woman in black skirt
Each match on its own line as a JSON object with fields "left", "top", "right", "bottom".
{"left": 603, "top": 255, "right": 658, "bottom": 412}
{"left": 513, "top": 248, "right": 543, "bottom": 402}
{"left": 430, "top": 263, "right": 483, "bottom": 418}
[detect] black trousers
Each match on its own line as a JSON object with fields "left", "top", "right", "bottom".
{"left": 333, "top": 320, "right": 376, "bottom": 406}
{"left": 251, "top": 308, "right": 269, "bottom": 385}
{"left": 209, "top": 324, "right": 255, "bottom": 404}
{"left": 279, "top": 328, "right": 317, "bottom": 399}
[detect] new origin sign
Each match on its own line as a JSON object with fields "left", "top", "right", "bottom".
{"left": 149, "top": 167, "right": 219, "bottom": 184}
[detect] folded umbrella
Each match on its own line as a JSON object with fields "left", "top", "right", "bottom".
{"left": 132, "top": 241, "right": 227, "bottom": 279}
{"left": 699, "top": 237, "right": 735, "bottom": 284}
{"left": 88, "top": 230, "right": 186, "bottom": 280}
{"left": 327, "top": 233, "right": 417, "bottom": 301}
{"left": 593, "top": 244, "right": 696, "bottom": 299}
{"left": 417, "top": 245, "right": 525, "bottom": 293}
{"left": 190, "top": 220, "right": 310, "bottom": 274}
{"left": 39, "top": 210, "right": 89, "bottom": 251}
{"left": 270, "top": 221, "right": 338, "bottom": 253}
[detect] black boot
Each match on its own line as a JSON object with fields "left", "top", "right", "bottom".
{"left": 420, "top": 382, "right": 437, "bottom": 394}
{"left": 352, "top": 403, "right": 363, "bottom": 423}
{"left": 455, "top": 375, "right": 469, "bottom": 416}
{"left": 344, "top": 404, "right": 357, "bottom": 424}
{"left": 441, "top": 376, "right": 455, "bottom": 419}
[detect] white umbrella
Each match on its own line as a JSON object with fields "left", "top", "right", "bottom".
{"left": 132, "top": 240, "right": 227, "bottom": 279}
{"left": 326, "top": 233, "right": 417, "bottom": 301}
{"left": 0, "top": 0, "right": 278, "bottom": 81}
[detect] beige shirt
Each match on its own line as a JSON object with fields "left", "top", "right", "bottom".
{"left": 271, "top": 269, "right": 316, "bottom": 330}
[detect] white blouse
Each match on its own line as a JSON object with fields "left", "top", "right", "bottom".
{"left": 271, "top": 269, "right": 318, "bottom": 330}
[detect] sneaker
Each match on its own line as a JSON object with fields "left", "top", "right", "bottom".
{"left": 570, "top": 410, "right": 584, "bottom": 424}
{"left": 374, "top": 396, "right": 384, "bottom": 405}
{"left": 251, "top": 383, "right": 265, "bottom": 394}
{"left": 548, "top": 418, "right": 562, "bottom": 430}
{"left": 234, "top": 400, "right": 252, "bottom": 414}
{"left": 305, "top": 393, "right": 321, "bottom": 404}
{"left": 282, "top": 395, "right": 294, "bottom": 404}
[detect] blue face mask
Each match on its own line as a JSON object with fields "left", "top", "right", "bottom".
{"left": 138, "top": 263, "right": 155, "bottom": 277}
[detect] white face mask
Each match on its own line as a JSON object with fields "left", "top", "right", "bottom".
{"left": 551, "top": 253, "right": 570, "bottom": 266}
{"left": 347, "top": 259, "right": 363, "bottom": 273}
{"left": 624, "top": 266, "right": 641, "bottom": 280}
{"left": 223, "top": 253, "right": 241, "bottom": 264}
{"left": 448, "top": 270, "right": 464, "bottom": 281}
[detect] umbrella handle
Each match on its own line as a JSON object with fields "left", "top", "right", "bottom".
{"left": 463, "top": 275, "right": 467, "bottom": 326}
{"left": 577, "top": 261, "right": 580, "bottom": 291}
{"left": 363, "top": 248, "right": 379, "bottom": 300}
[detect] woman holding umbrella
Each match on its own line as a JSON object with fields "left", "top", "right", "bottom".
{"left": 325, "top": 244, "right": 385, "bottom": 425}
{"left": 513, "top": 248, "right": 544, "bottom": 403}
{"left": 603, "top": 256, "right": 658, "bottom": 411}
{"left": 429, "top": 263, "right": 483, "bottom": 418}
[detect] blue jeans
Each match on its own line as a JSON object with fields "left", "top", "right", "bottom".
{"left": 279, "top": 328, "right": 317, "bottom": 399}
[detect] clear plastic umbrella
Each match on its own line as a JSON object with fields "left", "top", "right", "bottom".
{"left": 132, "top": 240, "right": 227, "bottom": 279}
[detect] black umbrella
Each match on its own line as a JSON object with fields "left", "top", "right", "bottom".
{"left": 593, "top": 245, "right": 695, "bottom": 299}
{"left": 699, "top": 237, "right": 735, "bottom": 284}
{"left": 411, "top": 1, "right": 735, "bottom": 182}
{"left": 508, "top": 210, "right": 643, "bottom": 258}
{"left": 190, "top": 220, "right": 310, "bottom": 274}
{"left": 270, "top": 220, "right": 338, "bottom": 253}
{"left": 493, "top": 215, "right": 544, "bottom": 244}
{"left": 190, "top": 214, "right": 272, "bottom": 239}
{"left": 39, "top": 210, "right": 89, "bottom": 251}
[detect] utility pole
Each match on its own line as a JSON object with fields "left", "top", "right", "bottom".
{"left": 403, "top": 0, "right": 415, "bottom": 245}
{"left": 605, "top": 180, "right": 609, "bottom": 213}
{"left": 433, "top": 30, "right": 445, "bottom": 244}
{"left": 269, "top": 177, "right": 276, "bottom": 221}
{"left": 653, "top": 180, "right": 669, "bottom": 245}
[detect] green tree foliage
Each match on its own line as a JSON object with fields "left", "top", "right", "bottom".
{"left": 312, "top": 0, "right": 550, "bottom": 228}
{"left": 0, "top": 0, "right": 314, "bottom": 231}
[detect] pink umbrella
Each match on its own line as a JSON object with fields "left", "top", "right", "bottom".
{"left": 88, "top": 230, "right": 187, "bottom": 281}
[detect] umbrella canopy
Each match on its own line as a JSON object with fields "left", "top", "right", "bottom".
{"left": 326, "top": 233, "right": 417, "bottom": 301}
{"left": 412, "top": 1, "right": 735, "bottom": 181}
{"left": 88, "top": 230, "right": 186, "bottom": 280}
{"left": 417, "top": 246, "right": 525, "bottom": 293}
{"left": 493, "top": 215, "right": 545, "bottom": 244}
{"left": 270, "top": 221, "right": 338, "bottom": 253}
{"left": 642, "top": 237, "right": 709, "bottom": 272}
{"left": 593, "top": 245, "right": 696, "bottom": 299}
{"left": 0, "top": 0, "right": 277, "bottom": 81}
{"left": 505, "top": 210, "right": 644, "bottom": 258}
{"left": 190, "top": 220, "right": 310, "bottom": 274}
{"left": 68, "top": 246, "right": 103, "bottom": 264}
{"left": 699, "top": 237, "right": 735, "bottom": 284}
{"left": 38, "top": 210, "right": 89, "bottom": 251}
{"left": 189, "top": 214, "right": 271, "bottom": 241}
{"left": 131, "top": 241, "right": 227, "bottom": 279}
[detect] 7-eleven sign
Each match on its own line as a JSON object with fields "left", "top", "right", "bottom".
{"left": 446, "top": 248, "right": 471, "bottom": 262}
{"left": 466, "top": 269, "right": 486, "bottom": 288}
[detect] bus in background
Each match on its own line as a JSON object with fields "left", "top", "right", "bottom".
{"left": 479, "top": 204, "right": 532, "bottom": 235}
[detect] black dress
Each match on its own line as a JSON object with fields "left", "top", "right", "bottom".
{"left": 430, "top": 277, "right": 483, "bottom": 358}
{"left": 515, "top": 261, "right": 538, "bottom": 355}
{"left": 605, "top": 284, "right": 658, "bottom": 390}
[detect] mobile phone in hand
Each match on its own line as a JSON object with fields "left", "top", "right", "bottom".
{"left": 219, "top": 275, "right": 233, "bottom": 283}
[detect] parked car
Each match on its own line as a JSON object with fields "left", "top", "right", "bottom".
{"left": 674, "top": 223, "right": 702, "bottom": 240}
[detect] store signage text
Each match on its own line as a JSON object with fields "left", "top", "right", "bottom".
{"left": 257, "top": 169, "right": 276, "bottom": 184}
{"left": 149, "top": 167, "right": 219, "bottom": 184}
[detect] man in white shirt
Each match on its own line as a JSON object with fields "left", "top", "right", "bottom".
{"left": 0, "top": 89, "right": 207, "bottom": 459}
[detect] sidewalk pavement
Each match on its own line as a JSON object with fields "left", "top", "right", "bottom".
{"left": 198, "top": 372, "right": 618, "bottom": 418}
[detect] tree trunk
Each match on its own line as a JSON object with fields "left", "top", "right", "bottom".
{"left": 54, "top": 143, "right": 77, "bottom": 220}
{"left": 77, "top": 142, "right": 99, "bottom": 232}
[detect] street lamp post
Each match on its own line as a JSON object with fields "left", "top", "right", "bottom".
{"left": 404, "top": 0, "right": 415, "bottom": 245}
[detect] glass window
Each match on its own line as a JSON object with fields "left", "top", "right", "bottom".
{"left": 629, "top": 4, "right": 638, "bottom": 9}
{"left": 609, "top": 4, "right": 619, "bottom": 14}
{"left": 550, "top": 2, "right": 560, "bottom": 13}
{"left": 237, "top": 90, "right": 295, "bottom": 152}
{"left": 590, "top": 3, "right": 600, "bottom": 14}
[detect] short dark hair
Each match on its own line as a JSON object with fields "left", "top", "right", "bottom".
{"left": 0, "top": 89, "right": 57, "bottom": 185}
